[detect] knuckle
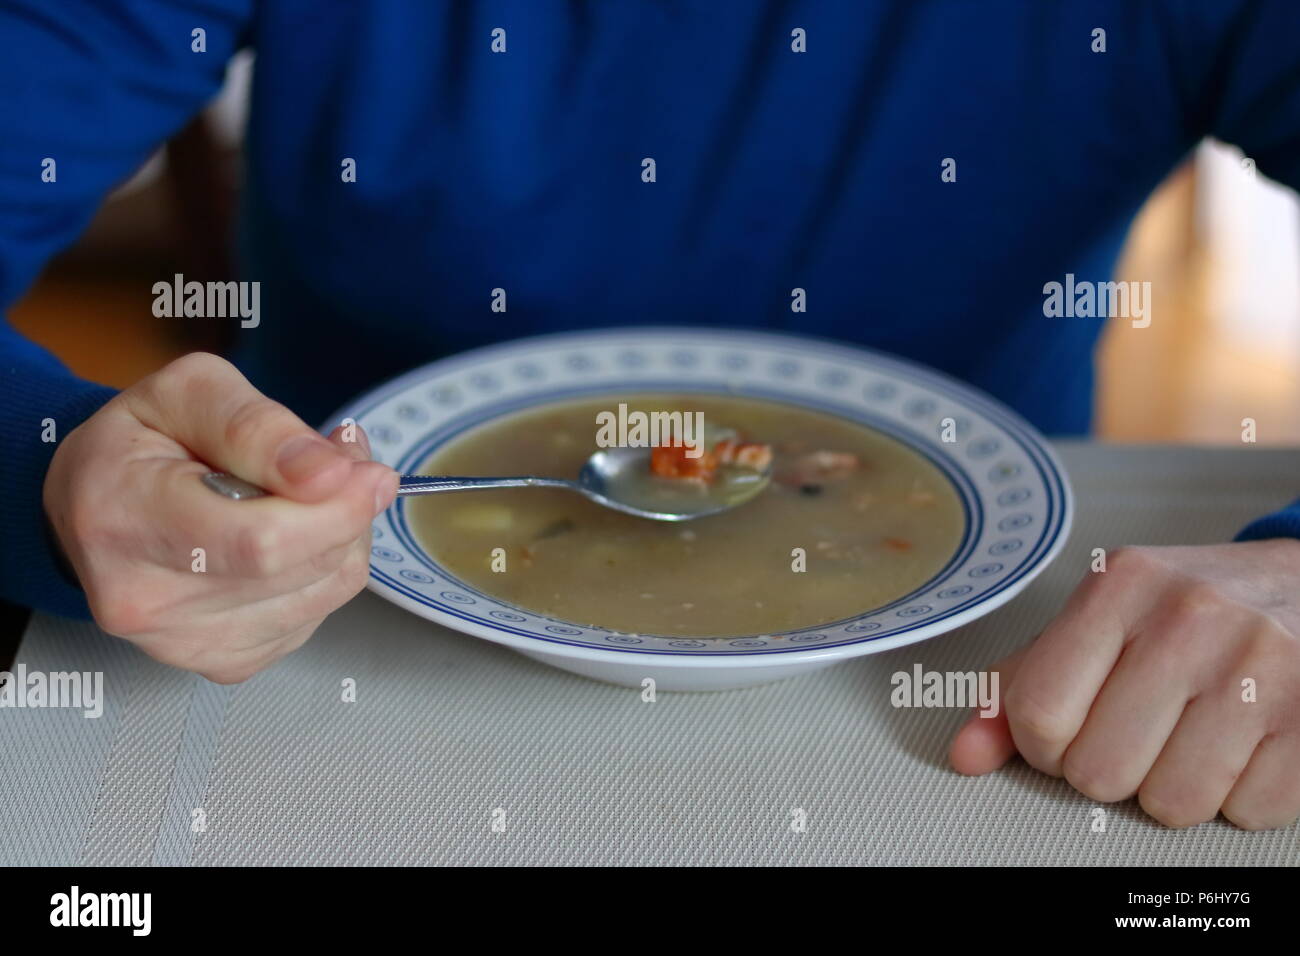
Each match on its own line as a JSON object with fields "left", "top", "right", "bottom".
{"left": 1106, "top": 545, "right": 1156, "bottom": 579}
{"left": 1061, "top": 751, "right": 1129, "bottom": 803}
{"left": 222, "top": 397, "right": 293, "bottom": 453}
{"left": 143, "top": 352, "right": 231, "bottom": 406}
{"left": 1072, "top": 549, "right": 1143, "bottom": 608}
{"left": 233, "top": 523, "right": 287, "bottom": 577}
{"left": 1237, "top": 617, "right": 1289, "bottom": 665}
{"left": 163, "top": 351, "right": 234, "bottom": 385}
{"left": 127, "top": 352, "right": 243, "bottom": 431}
{"left": 91, "top": 595, "right": 154, "bottom": 638}
{"left": 1166, "top": 581, "right": 1227, "bottom": 624}
{"left": 1004, "top": 684, "right": 1072, "bottom": 750}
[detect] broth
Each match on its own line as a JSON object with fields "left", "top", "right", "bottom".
{"left": 409, "top": 394, "right": 964, "bottom": 636}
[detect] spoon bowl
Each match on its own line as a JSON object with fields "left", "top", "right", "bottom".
{"left": 578, "top": 446, "right": 771, "bottom": 520}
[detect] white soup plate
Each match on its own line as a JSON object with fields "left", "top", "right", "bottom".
{"left": 327, "top": 328, "right": 1073, "bottom": 691}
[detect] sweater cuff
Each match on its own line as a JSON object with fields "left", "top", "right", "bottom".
{"left": 1234, "top": 498, "right": 1300, "bottom": 544}
{"left": 0, "top": 359, "right": 117, "bottom": 619}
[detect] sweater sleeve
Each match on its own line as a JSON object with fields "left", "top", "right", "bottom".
{"left": 0, "top": 329, "right": 118, "bottom": 618}
{"left": 1, "top": 0, "right": 251, "bottom": 617}
{"left": 1234, "top": 499, "right": 1300, "bottom": 544}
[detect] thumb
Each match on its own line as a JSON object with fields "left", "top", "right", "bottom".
{"left": 326, "top": 421, "right": 373, "bottom": 462}
{"left": 948, "top": 644, "right": 1030, "bottom": 776}
{"left": 124, "top": 353, "right": 354, "bottom": 503}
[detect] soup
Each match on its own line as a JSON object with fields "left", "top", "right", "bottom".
{"left": 409, "top": 394, "right": 964, "bottom": 637}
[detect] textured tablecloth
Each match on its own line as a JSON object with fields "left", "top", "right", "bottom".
{"left": 3, "top": 442, "right": 1299, "bottom": 866}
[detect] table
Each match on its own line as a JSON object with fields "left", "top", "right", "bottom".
{"left": 3, "top": 443, "right": 1298, "bottom": 866}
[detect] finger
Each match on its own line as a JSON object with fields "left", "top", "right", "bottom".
{"left": 139, "top": 537, "right": 370, "bottom": 677}
{"left": 194, "top": 619, "right": 324, "bottom": 685}
{"left": 1221, "top": 733, "right": 1300, "bottom": 830}
{"left": 327, "top": 422, "right": 371, "bottom": 462}
{"left": 137, "top": 455, "right": 394, "bottom": 578}
{"left": 1003, "top": 564, "right": 1143, "bottom": 776}
{"left": 949, "top": 645, "right": 1028, "bottom": 775}
{"left": 180, "top": 530, "right": 364, "bottom": 614}
{"left": 125, "top": 353, "right": 353, "bottom": 503}
{"left": 225, "top": 528, "right": 373, "bottom": 645}
{"left": 296, "top": 531, "right": 374, "bottom": 620}
{"left": 198, "top": 536, "right": 371, "bottom": 660}
{"left": 1059, "top": 636, "right": 1193, "bottom": 803}
{"left": 1138, "top": 693, "right": 1265, "bottom": 828}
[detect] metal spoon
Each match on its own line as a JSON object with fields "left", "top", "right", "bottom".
{"left": 200, "top": 446, "right": 771, "bottom": 521}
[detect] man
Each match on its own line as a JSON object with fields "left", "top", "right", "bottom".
{"left": 3, "top": 2, "right": 1299, "bottom": 828}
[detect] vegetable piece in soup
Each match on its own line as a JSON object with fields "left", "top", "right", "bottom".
{"left": 408, "top": 395, "right": 964, "bottom": 637}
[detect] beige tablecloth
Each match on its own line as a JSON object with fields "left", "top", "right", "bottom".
{"left": 3, "top": 442, "right": 1299, "bottom": 866}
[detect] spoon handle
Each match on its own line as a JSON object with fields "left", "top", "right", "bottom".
{"left": 395, "top": 475, "right": 574, "bottom": 496}
{"left": 200, "top": 471, "right": 574, "bottom": 501}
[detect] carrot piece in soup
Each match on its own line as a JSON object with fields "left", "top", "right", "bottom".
{"left": 651, "top": 433, "right": 770, "bottom": 482}
{"left": 650, "top": 442, "right": 718, "bottom": 482}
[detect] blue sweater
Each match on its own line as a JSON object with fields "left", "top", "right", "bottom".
{"left": 3, "top": 0, "right": 1299, "bottom": 620}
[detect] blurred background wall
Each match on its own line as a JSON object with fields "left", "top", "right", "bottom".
{"left": 9, "top": 52, "right": 1300, "bottom": 443}
{"left": 1099, "top": 140, "right": 1300, "bottom": 443}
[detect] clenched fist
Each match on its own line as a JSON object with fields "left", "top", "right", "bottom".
{"left": 42, "top": 352, "right": 399, "bottom": 683}
{"left": 951, "top": 542, "right": 1300, "bottom": 830}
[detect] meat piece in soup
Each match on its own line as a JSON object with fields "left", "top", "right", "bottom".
{"left": 408, "top": 395, "right": 965, "bottom": 637}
